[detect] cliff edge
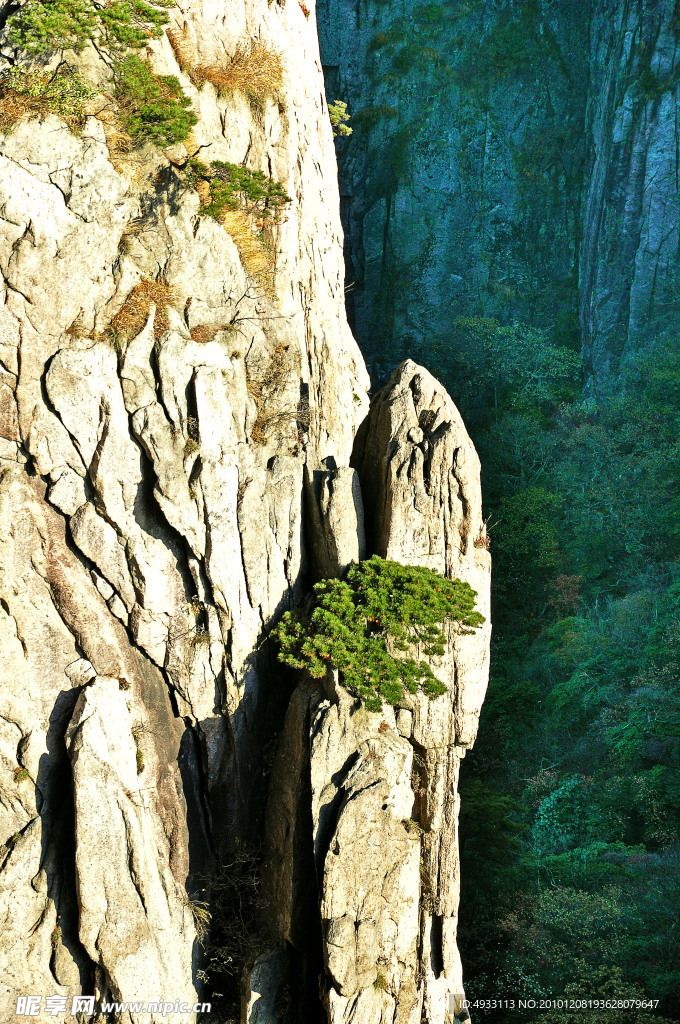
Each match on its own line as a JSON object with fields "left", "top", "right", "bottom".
{"left": 0, "top": 1, "right": 490, "bottom": 1021}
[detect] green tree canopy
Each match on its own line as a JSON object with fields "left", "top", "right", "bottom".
{"left": 273, "top": 556, "right": 484, "bottom": 712}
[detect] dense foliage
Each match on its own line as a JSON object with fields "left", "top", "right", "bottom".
{"left": 8, "top": 0, "right": 173, "bottom": 54}
{"left": 186, "top": 160, "right": 291, "bottom": 221}
{"left": 114, "top": 54, "right": 196, "bottom": 145}
{"left": 0, "top": 65, "right": 93, "bottom": 127}
{"left": 6, "top": 0, "right": 196, "bottom": 148}
{"left": 426, "top": 319, "right": 680, "bottom": 1021}
{"left": 329, "top": 99, "right": 352, "bottom": 137}
{"left": 273, "top": 556, "right": 484, "bottom": 712}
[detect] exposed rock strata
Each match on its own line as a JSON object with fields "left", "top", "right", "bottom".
{"left": 0, "top": 2, "right": 489, "bottom": 1023}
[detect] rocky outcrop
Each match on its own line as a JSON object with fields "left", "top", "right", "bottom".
{"left": 0, "top": 2, "right": 489, "bottom": 1023}
{"left": 266, "top": 363, "right": 490, "bottom": 1024}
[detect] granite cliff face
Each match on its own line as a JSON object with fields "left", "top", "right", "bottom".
{"left": 0, "top": 1, "right": 490, "bottom": 1023}
{"left": 318, "top": 0, "right": 680, "bottom": 382}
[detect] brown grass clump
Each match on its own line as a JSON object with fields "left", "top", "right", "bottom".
{"left": 166, "top": 26, "right": 202, "bottom": 86}
{"left": 220, "top": 210, "right": 275, "bottom": 295}
{"left": 104, "top": 279, "right": 176, "bottom": 346}
{"left": 190, "top": 325, "right": 221, "bottom": 344}
{"left": 85, "top": 100, "right": 134, "bottom": 166}
{"left": 66, "top": 309, "right": 88, "bottom": 338}
{"left": 195, "top": 179, "right": 212, "bottom": 207}
{"left": 0, "top": 89, "right": 34, "bottom": 134}
{"left": 195, "top": 42, "right": 284, "bottom": 100}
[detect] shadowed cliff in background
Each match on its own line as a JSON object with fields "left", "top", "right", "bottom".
{"left": 318, "top": 0, "right": 680, "bottom": 383}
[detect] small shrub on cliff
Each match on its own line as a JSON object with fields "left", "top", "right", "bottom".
{"left": 187, "top": 159, "right": 291, "bottom": 221}
{"left": 329, "top": 98, "right": 352, "bottom": 137}
{"left": 273, "top": 556, "right": 484, "bottom": 712}
{"left": 114, "top": 53, "right": 196, "bottom": 146}
{"left": 7, "top": 2, "right": 196, "bottom": 149}
{"left": 185, "top": 160, "right": 289, "bottom": 293}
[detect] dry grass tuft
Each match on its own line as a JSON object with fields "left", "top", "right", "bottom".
{"left": 220, "top": 210, "right": 275, "bottom": 295}
{"left": 66, "top": 309, "right": 88, "bottom": 338}
{"left": 166, "top": 26, "right": 202, "bottom": 87}
{"left": 190, "top": 324, "right": 220, "bottom": 344}
{"left": 0, "top": 89, "right": 36, "bottom": 134}
{"left": 194, "top": 42, "right": 284, "bottom": 100}
{"left": 167, "top": 28, "right": 283, "bottom": 101}
{"left": 85, "top": 99, "right": 134, "bottom": 166}
{"left": 195, "top": 178, "right": 212, "bottom": 207}
{"left": 104, "top": 279, "right": 176, "bottom": 346}
{"left": 183, "top": 893, "right": 212, "bottom": 944}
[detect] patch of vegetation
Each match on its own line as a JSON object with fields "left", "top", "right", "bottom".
{"left": 184, "top": 161, "right": 289, "bottom": 293}
{"left": 245, "top": 343, "right": 307, "bottom": 445}
{"left": 186, "top": 160, "right": 291, "bottom": 222}
{"left": 222, "top": 210, "right": 277, "bottom": 295}
{"left": 196, "top": 844, "right": 270, "bottom": 1019}
{"left": 392, "top": 46, "right": 417, "bottom": 75}
{"left": 183, "top": 893, "right": 212, "bottom": 944}
{"left": 351, "top": 104, "right": 398, "bottom": 130}
{"left": 12, "top": 766, "right": 30, "bottom": 783}
{"left": 367, "top": 28, "right": 404, "bottom": 52}
{"left": 329, "top": 98, "right": 352, "bottom": 137}
{"left": 0, "top": 66, "right": 93, "bottom": 134}
{"left": 168, "top": 34, "right": 283, "bottom": 101}
{"left": 6, "top": 1, "right": 196, "bottom": 149}
{"left": 114, "top": 53, "right": 196, "bottom": 146}
{"left": 8, "top": 0, "right": 173, "bottom": 55}
{"left": 199, "top": 41, "right": 283, "bottom": 100}
{"left": 437, "top": 325, "right": 680, "bottom": 1019}
{"left": 103, "top": 279, "right": 176, "bottom": 345}
{"left": 273, "top": 556, "right": 484, "bottom": 712}
{"left": 415, "top": 2, "right": 444, "bottom": 24}
{"left": 373, "top": 970, "right": 388, "bottom": 991}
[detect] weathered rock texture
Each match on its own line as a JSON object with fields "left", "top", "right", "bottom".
{"left": 266, "top": 363, "right": 490, "bottom": 1024}
{"left": 0, "top": 0, "right": 489, "bottom": 1022}
{"left": 318, "top": 0, "right": 680, "bottom": 383}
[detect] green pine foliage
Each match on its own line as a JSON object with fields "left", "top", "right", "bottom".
{"left": 273, "top": 556, "right": 484, "bottom": 712}
{"left": 6, "top": 0, "right": 196, "bottom": 149}
{"left": 329, "top": 99, "right": 352, "bottom": 137}
{"left": 98, "top": 0, "right": 173, "bottom": 51}
{"left": 187, "top": 160, "right": 291, "bottom": 221}
{"left": 8, "top": 0, "right": 173, "bottom": 54}
{"left": 114, "top": 53, "right": 196, "bottom": 145}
